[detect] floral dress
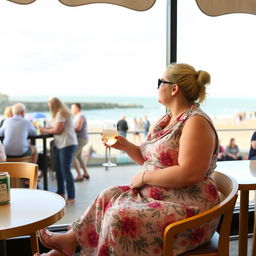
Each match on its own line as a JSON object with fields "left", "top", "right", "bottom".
{"left": 72, "top": 104, "right": 220, "bottom": 256}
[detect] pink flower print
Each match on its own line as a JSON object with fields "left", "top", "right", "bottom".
{"left": 190, "top": 227, "right": 205, "bottom": 245}
{"left": 149, "top": 187, "right": 164, "bottom": 200}
{"left": 85, "top": 225, "right": 99, "bottom": 248}
{"left": 159, "top": 149, "right": 178, "bottom": 167}
{"left": 148, "top": 201, "right": 162, "bottom": 209}
{"left": 104, "top": 201, "right": 112, "bottom": 214}
{"left": 120, "top": 216, "right": 139, "bottom": 238}
{"left": 98, "top": 244, "right": 109, "bottom": 256}
{"left": 181, "top": 205, "right": 197, "bottom": 218}
{"left": 180, "top": 240, "right": 187, "bottom": 247}
{"left": 205, "top": 183, "right": 218, "bottom": 201}
{"left": 117, "top": 185, "right": 131, "bottom": 192}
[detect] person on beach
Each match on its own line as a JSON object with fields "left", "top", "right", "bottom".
{"left": 117, "top": 114, "right": 128, "bottom": 137}
{"left": 0, "top": 105, "right": 13, "bottom": 127}
{"left": 248, "top": 131, "right": 256, "bottom": 160}
{"left": 225, "top": 138, "right": 243, "bottom": 161}
{"left": 217, "top": 140, "right": 225, "bottom": 161}
{"left": 40, "top": 97, "right": 77, "bottom": 205}
{"left": 35, "top": 63, "right": 219, "bottom": 256}
{"left": 71, "top": 103, "right": 90, "bottom": 182}
{"left": 143, "top": 115, "right": 150, "bottom": 136}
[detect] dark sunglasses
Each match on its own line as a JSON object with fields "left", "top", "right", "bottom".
{"left": 157, "top": 79, "right": 174, "bottom": 89}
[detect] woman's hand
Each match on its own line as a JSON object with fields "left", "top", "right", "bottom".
{"left": 130, "top": 171, "right": 145, "bottom": 189}
{"left": 101, "top": 135, "right": 129, "bottom": 151}
{"left": 39, "top": 127, "right": 47, "bottom": 134}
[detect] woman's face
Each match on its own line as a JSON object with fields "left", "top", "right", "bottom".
{"left": 158, "top": 71, "right": 173, "bottom": 107}
{"left": 71, "top": 104, "right": 79, "bottom": 115}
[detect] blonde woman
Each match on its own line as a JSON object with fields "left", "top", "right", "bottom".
{"left": 40, "top": 97, "right": 77, "bottom": 205}
{"left": 36, "top": 64, "right": 219, "bottom": 256}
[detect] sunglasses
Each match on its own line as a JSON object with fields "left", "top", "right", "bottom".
{"left": 157, "top": 79, "right": 174, "bottom": 89}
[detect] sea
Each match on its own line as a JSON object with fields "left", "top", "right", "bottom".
{"left": 8, "top": 95, "right": 256, "bottom": 126}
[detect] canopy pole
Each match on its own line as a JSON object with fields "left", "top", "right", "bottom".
{"left": 166, "top": 0, "right": 177, "bottom": 65}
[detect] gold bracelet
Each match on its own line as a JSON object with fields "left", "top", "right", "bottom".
{"left": 141, "top": 171, "right": 147, "bottom": 185}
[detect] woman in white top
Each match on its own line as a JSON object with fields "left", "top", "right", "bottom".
{"left": 40, "top": 97, "right": 77, "bottom": 205}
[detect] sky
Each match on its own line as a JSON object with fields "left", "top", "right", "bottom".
{"left": 0, "top": 0, "right": 256, "bottom": 98}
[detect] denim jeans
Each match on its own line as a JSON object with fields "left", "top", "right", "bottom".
{"left": 55, "top": 144, "right": 77, "bottom": 199}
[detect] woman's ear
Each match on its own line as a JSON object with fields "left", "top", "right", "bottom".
{"left": 171, "top": 84, "right": 179, "bottom": 96}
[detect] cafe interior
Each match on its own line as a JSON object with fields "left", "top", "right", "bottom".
{"left": 0, "top": 0, "right": 256, "bottom": 256}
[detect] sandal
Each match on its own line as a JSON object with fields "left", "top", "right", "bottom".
{"left": 83, "top": 174, "right": 90, "bottom": 179}
{"left": 37, "top": 229, "right": 73, "bottom": 256}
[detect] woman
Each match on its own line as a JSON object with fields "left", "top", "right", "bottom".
{"left": 35, "top": 63, "right": 219, "bottom": 256}
{"left": 71, "top": 103, "right": 90, "bottom": 181}
{"left": 225, "top": 138, "right": 243, "bottom": 160}
{"left": 40, "top": 97, "right": 77, "bottom": 205}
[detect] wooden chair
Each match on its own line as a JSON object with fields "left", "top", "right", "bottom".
{"left": 6, "top": 155, "right": 33, "bottom": 163}
{"left": 0, "top": 162, "right": 39, "bottom": 254}
{"left": 163, "top": 171, "right": 238, "bottom": 256}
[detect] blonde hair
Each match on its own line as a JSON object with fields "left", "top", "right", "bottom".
{"left": 165, "top": 63, "right": 210, "bottom": 103}
{"left": 48, "top": 97, "right": 71, "bottom": 119}
{"left": 3, "top": 106, "right": 13, "bottom": 118}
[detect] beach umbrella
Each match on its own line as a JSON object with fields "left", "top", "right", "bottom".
{"left": 31, "top": 112, "right": 47, "bottom": 119}
{"left": 6, "top": 0, "right": 157, "bottom": 11}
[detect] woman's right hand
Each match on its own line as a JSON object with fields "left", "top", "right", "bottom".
{"left": 101, "top": 135, "right": 129, "bottom": 151}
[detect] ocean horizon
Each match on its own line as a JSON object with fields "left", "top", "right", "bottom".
{"left": 8, "top": 95, "right": 256, "bottom": 125}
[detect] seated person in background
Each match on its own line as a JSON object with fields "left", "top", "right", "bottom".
{"left": 225, "top": 138, "right": 243, "bottom": 161}
{"left": 0, "top": 103, "right": 38, "bottom": 163}
{"left": 248, "top": 131, "right": 256, "bottom": 160}
{"left": 0, "top": 105, "right": 13, "bottom": 127}
{"left": 217, "top": 140, "right": 225, "bottom": 161}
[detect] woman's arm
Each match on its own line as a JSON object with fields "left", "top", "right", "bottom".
{"left": 40, "top": 122, "right": 65, "bottom": 135}
{"left": 131, "top": 116, "right": 216, "bottom": 189}
{"left": 111, "top": 136, "right": 145, "bottom": 165}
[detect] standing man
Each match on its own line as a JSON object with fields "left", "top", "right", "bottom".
{"left": 0, "top": 103, "right": 38, "bottom": 163}
{"left": 117, "top": 114, "right": 128, "bottom": 137}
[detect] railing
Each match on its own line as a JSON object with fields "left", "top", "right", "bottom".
{"left": 85, "top": 128, "right": 255, "bottom": 165}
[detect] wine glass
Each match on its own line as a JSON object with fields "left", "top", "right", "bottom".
{"left": 102, "top": 122, "right": 118, "bottom": 167}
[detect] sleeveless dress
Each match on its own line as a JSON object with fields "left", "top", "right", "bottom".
{"left": 72, "top": 104, "right": 220, "bottom": 256}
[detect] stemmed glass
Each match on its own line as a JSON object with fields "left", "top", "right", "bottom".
{"left": 102, "top": 122, "right": 118, "bottom": 167}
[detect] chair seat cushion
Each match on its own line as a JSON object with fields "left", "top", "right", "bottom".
{"left": 180, "top": 232, "right": 219, "bottom": 255}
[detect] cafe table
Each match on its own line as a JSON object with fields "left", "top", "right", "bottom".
{"left": 0, "top": 188, "right": 65, "bottom": 255}
{"left": 215, "top": 160, "right": 256, "bottom": 256}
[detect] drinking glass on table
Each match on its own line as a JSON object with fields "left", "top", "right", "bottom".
{"left": 102, "top": 123, "right": 118, "bottom": 167}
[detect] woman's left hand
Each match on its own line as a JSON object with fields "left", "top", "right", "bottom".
{"left": 130, "top": 171, "right": 145, "bottom": 189}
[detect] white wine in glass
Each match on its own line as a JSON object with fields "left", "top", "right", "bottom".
{"left": 102, "top": 123, "right": 118, "bottom": 167}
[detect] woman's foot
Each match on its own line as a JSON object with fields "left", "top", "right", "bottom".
{"left": 66, "top": 199, "right": 75, "bottom": 206}
{"left": 37, "top": 229, "right": 75, "bottom": 256}
{"left": 83, "top": 173, "right": 90, "bottom": 179}
{"left": 33, "top": 249, "right": 64, "bottom": 256}
{"left": 74, "top": 176, "right": 83, "bottom": 182}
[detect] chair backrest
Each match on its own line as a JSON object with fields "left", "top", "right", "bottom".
{"left": 6, "top": 155, "right": 33, "bottom": 163}
{"left": 163, "top": 171, "right": 238, "bottom": 256}
{"left": 0, "top": 162, "right": 38, "bottom": 189}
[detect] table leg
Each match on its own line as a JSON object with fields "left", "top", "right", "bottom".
{"left": 252, "top": 191, "right": 256, "bottom": 256}
{"left": 0, "top": 239, "right": 7, "bottom": 256}
{"left": 239, "top": 191, "right": 249, "bottom": 256}
{"left": 43, "top": 137, "right": 48, "bottom": 190}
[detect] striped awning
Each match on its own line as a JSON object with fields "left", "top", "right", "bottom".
{"left": 196, "top": 0, "right": 256, "bottom": 16}
{"left": 6, "top": 0, "right": 156, "bottom": 11}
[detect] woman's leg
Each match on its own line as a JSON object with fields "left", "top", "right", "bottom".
{"left": 59, "top": 145, "right": 76, "bottom": 200}
{"left": 55, "top": 148, "right": 65, "bottom": 196}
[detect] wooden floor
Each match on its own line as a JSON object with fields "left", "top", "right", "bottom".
{"left": 39, "top": 163, "right": 253, "bottom": 256}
